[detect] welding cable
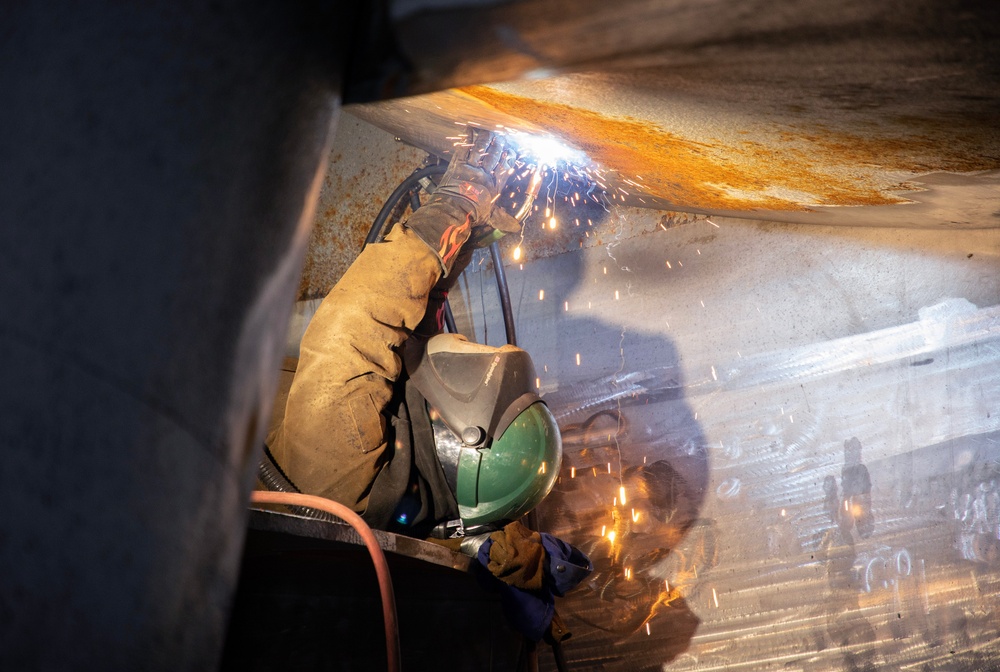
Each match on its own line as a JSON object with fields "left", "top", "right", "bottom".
{"left": 365, "top": 162, "right": 460, "bottom": 333}
{"left": 249, "top": 491, "right": 401, "bottom": 672}
{"left": 365, "top": 163, "right": 447, "bottom": 246}
{"left": 489, "top": 240, "right": 517, "bottom": 347}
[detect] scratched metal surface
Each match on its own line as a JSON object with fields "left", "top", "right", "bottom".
{"left": 445, "top": 202, "right": 1000, "bottom": 671}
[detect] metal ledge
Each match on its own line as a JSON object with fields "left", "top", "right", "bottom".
{"left": 246, "top": 507, "right": 474, "bottom": 572}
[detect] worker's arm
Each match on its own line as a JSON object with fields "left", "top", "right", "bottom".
{"left": 266, "top": 225, "right": 441, "bottom": 508}
{"left": 266, "top": 129, "right": 514, "bottom": 511}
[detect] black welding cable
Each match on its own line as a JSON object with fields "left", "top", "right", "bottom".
{"left": 258, "top": 445, "right": 298, "bottom": 494}
{"left": 489, "top": 240, "right": 517, "bottom": 347}
{"left": 258, "top": 446, "right": 337, "bottom": 522}
{"left": 364, "top": 163, "right": 447, "bottom": 247}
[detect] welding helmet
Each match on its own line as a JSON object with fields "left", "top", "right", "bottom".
{"left": 405, "top": 333, "right": 561, "bottom": 529}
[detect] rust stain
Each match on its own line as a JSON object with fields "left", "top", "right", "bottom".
{"left": 459, "top": 85, "right": 1000, "bottom": 212}
{"left": 298, "top": 140, "right": 428, "bottom": 301}
{"left": 297, "top": 165, "right": 375, "bottom": 300}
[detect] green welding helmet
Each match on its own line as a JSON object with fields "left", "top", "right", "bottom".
{"left": 405, "top": 333, "right": 561, "bottom": 530}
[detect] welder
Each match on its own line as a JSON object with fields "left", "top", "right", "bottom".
{"left": 260, "top": 128, "right": 591, "bottom": 643}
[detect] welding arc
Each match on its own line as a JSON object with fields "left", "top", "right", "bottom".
{"left": 249, "top": 491, "right": 401, "bottom": 672}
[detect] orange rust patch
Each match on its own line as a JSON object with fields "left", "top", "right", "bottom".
{"left": 460, "top": 85, "right": 998, "bottom": 211}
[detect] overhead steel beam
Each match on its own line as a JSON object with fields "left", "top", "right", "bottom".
{"left": 361, "top": 0, "right": 1000, "bottom": 227}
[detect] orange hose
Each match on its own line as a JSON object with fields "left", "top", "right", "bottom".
{"left": 249, "top": 491, "right": 401, "bottom": 672}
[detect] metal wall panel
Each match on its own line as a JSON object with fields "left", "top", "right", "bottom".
{"left": 451, "top": 206, "right": 1000, "bottom": 671}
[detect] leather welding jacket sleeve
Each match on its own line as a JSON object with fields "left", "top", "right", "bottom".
{"left": 265, "top": 223, "right": 442, "bottom": 514}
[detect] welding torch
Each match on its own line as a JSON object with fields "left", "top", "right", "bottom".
{"left": 512, "top": 162, "right": 544, "bottom": 222}
{"left": 474, "top": 158, "right": 544, "bottom": 246}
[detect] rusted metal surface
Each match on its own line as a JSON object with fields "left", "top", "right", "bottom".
{"left": 352, "top": 0, "right": 1000, "bottom": 228}
{"left": 463, "top": 84, "right": 1000, "bottom": 212}
{"left": 350, "top": 81, "right": 1000, "bottom": 227}
{"left": 298, "top": 114, "right": 428, "bottom": 300}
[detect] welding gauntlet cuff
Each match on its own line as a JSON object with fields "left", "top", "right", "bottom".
{"left": 405, "top": 129, "right": 515, "bottom": 275}
{"left": 404, "top": 199, "right": 475, "bottom": 277}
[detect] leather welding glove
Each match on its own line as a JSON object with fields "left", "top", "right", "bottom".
{"left": 404, "top": 128, "right": 515, "bottom": 276}
{"left": 412, "top": 206, "right": 519, "bottom": 337}
{"left": 486, "top": 520, "right": 547, "bottom": 591}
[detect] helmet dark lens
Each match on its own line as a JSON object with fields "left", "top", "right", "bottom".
{"left": 457, "top": 402, "right": 562, "bottom": 526}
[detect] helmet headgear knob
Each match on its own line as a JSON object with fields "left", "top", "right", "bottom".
{"left": 462, "top": 426, "right": 485, "bottom": 446}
